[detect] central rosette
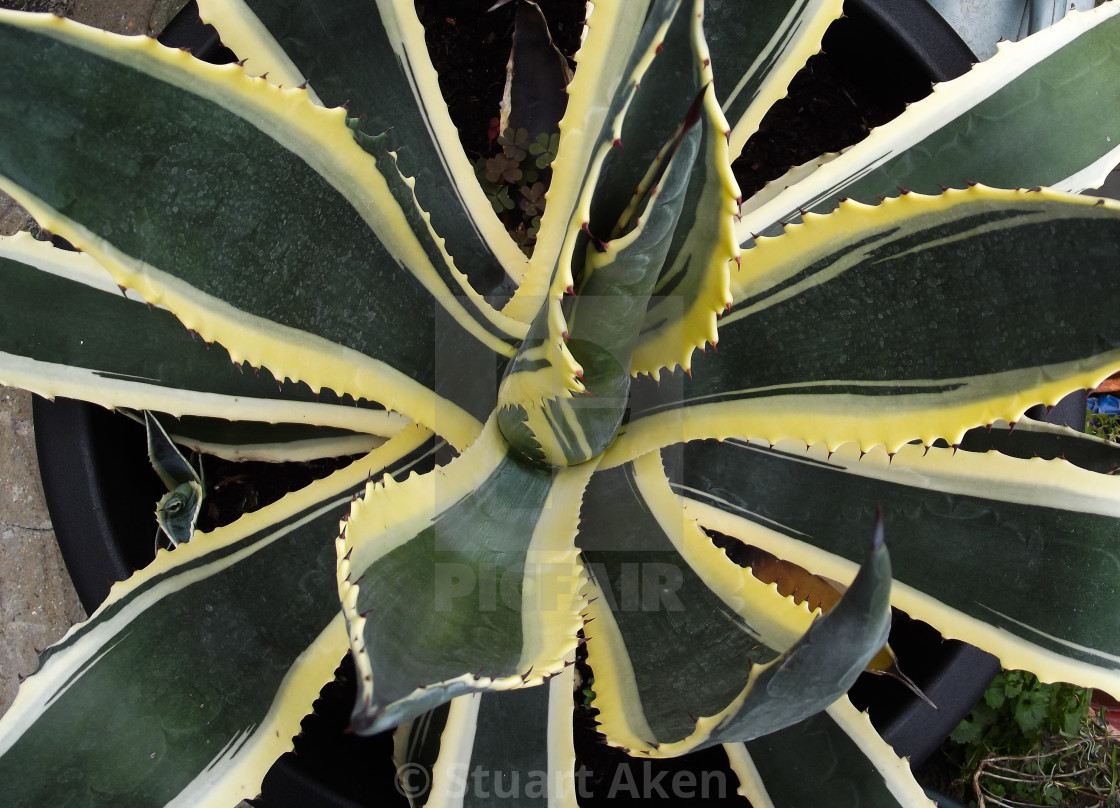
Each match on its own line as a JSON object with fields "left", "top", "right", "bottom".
{"left": 494, "top": 86, "right": 722, "bottom": 468}
{"left": 496, "top": 297, "right": 638, "bottom": 467}
{"left": 496, "top": 130, "right": 701, "bottom": 466}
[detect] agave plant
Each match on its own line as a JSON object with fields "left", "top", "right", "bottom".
{"left": 2, "top": 0, "right": 1120, "bottom": 805}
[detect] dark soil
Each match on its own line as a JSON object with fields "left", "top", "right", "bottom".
{"left": 734, "top": 50, "right": 900, "bottom": 199}
{"left": 194, "top": 454, "right": 357, "bottom": 533}
{"left": 257, "top": 655, "right": 408, "bottom": 808}
{"left": 415, "top": 0, "right": 586, "bottom": 160}
{"left": 414, "top": 0, "right": 935, "bottom": 203}
{"left": 734, "top": 8, "right": 940, "bottom": 199}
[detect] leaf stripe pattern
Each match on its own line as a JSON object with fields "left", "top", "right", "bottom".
{"left": 0, "top": 13, "right": 522, "bottom": 444}
{"left": 498, "top": 0, "right": 691, "bottom": 404}
{"left": 704, "top": 0, "right": 844, "bottom": 162}
{"left": 393, "top": 669, "right": 578, "bottom": 807}
{"left": 500, "top": 96, "right": 724, "bottom": 466}
{"left": 668, "top": 437, "right": 1120, "bottom": 693}
{"left": 1, "top": 1, "right": 1119, "bottom": 805}
{"left": 614, "top": 189, "right": 1120, "bottom": 460}
{"left": 0, "top": 426, "right": 436, "bottom": 807}
{"left": 150, "top": 415, "right": 390, "bottom": 463}
{"left": 956, "top": 418, "right": 1120, "bottom": 476}
{"left": 0, "top": 234, "right": 408, "bottom": 441}
{"left": 725, "top": 698, "right": 935, "bottom": 808}
{"left": 578, "top": 451, "right": 890, "bottom": 757}
{"left": 338, "top": 419, "right": 591, "bottom": 734}
{"left": 737, "top": 3, "right": 1120, "bottom": 241}
{"left": 198, "top": 0, "right": 531, "bottom": 302}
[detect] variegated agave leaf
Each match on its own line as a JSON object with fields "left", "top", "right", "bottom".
{"left": 1, "top": 1, "right": 1119, "bottom": 806}
{"left": 737, "top": 6, "right": 1120, "bottom": 238}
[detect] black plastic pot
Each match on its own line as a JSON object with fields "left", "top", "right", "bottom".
{"left": 33, "top": 397, "right": 164, "bottom": 611}
{"left": 848, "top": 0, "right": 976, "bottom": 84}
{"left": 31, "top": 1, "right": 989, "bottom": 805}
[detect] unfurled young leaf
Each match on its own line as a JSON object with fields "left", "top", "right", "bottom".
{"left": 144, "top": 411, "right": 204, "bottom": 549}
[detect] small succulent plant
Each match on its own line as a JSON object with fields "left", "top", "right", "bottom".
{"left": 1, "top": 1, "right": 1120, "bottom": 806}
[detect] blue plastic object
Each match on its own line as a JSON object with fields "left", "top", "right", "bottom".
{"left": 1088, "top": 395, "right": 1120, "bottom": 415}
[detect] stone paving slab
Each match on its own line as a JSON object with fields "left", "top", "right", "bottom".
{"left": 0, "top": 387, "right": 84, "bottom": 718}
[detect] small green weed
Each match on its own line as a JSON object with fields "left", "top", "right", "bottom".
{"left": 943, "top": 671, "right": 1119, "bottom": 807}
{"left": 475, "top": 126, "right": 557, "bottom": 253}
{"left": 1087, "top": 411, "right": 1120, "bottom": 443}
